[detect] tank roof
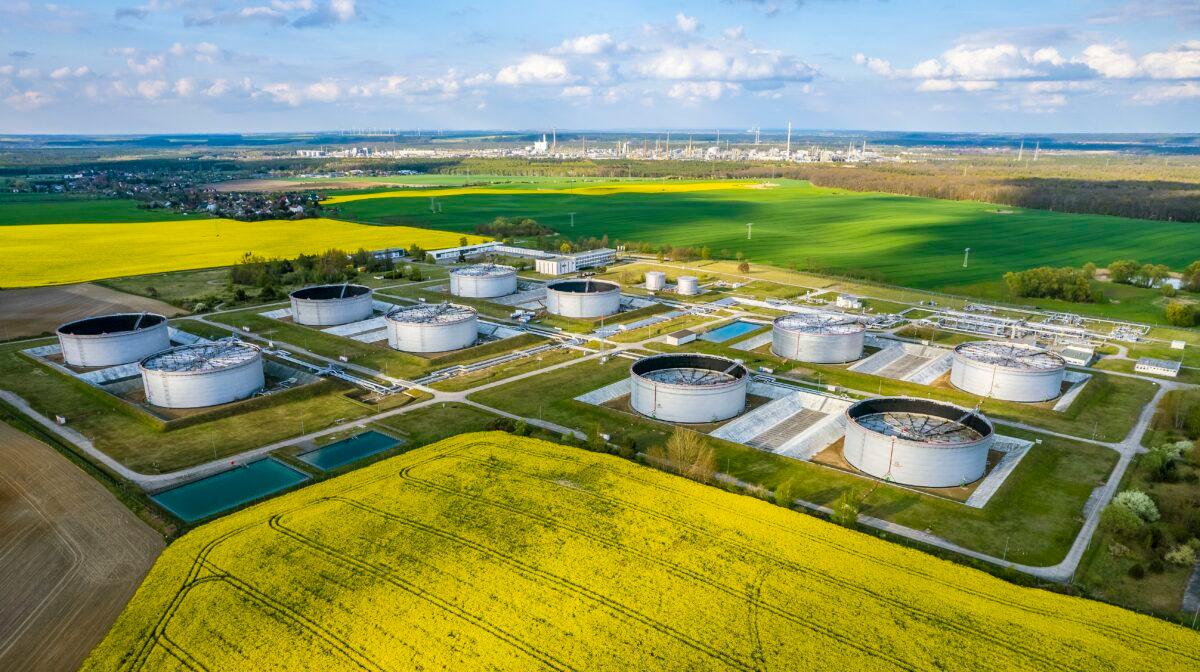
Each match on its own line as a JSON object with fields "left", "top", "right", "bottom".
{"left": 546, "top": 279, "right": 620, "bottom": 294}
{"left": 385, "top": 302, "right": 476, "bottom": 325}
{"left": 141, "top": 341, "right": 259, "bottom": 373}
{"left": 289, "top": 284, "right": 371, "bottom": 301}
{"left": 954, "top": 341, "right": 1065, "bottom": 371}
{"left": 774, "top": 313, "right": 865, "bottom": 335}
{"left": 58, "top": 312, "right": 166, "bottom": 336}
{"left": 847, "top": 397, "right": 993, "bottom": 446}
{"left": 631, "top": 353, "right": 747, "bottom": 386}
{"left": 451, "top": 263, "right": 516, "bottom": 277}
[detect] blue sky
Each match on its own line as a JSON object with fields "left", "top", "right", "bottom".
{"left": 2, "top": 0, "right": 1199, "bottom": 133}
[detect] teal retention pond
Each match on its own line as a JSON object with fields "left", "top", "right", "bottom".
{"left": 151, "top": 458, "right": 310, "bottom": 523}
{"left": 297, "top": 430, "right": 402, "bottom": 471}
{"left": 701, "top": 320, "right": 762, "bottom": 343}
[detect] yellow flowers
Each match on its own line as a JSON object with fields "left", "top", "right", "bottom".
{"left": 321, "top": 180, "right": 763, "bottom": 204}
{"left": 0, "top": 218, "right": 485, "bottom": 287}
{"left": 86, "top": 432, "right": 1200, "bottom": 671}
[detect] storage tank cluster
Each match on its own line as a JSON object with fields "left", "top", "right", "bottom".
{"left": 629, "top": 354, "right": 748, "bottom": 423}
{"left": 385, "top": 302, "right": 478, "bottom": 353}
{"left": 676, "top": 276, "right": 700, "bottom": 296}
{"left": 450, "top": 263, "right": 518, "bottom": 298}
{"left": 771, "top": 313, "right": 865, "bottom": 363}
{"left": 139, "top": 341, "right": 265, "bottom": 409}
{"left": 950, "top": 341, "right": 1066, "bottom": 402}
{"left": 289, "top": 284, "right": 374, "bottom": 326}
{"left": 545, "top": 279, "right": 621, "bottom": 318}
{"left": 842, "top": 397, "right": 994, "bottom": 488}
{"left": 56, "top": 313, "right": 171, "bottom": 368}
{"left": 644, "top": 271, "right": 666, "bottom": 291}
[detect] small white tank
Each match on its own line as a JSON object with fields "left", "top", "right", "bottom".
{"left": 450, "top": 264, "right": 518, "bottom": 298}
{"left": 544, "top": 279, "right": 621, "bottom": 318}
{"left": 645, "top": 271, "right": 666, "bottom": 291}
{"left": 676, "top": 276, "right": 700, "bottom": 296}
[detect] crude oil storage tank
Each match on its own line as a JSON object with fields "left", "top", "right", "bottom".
{"left": 950, "top": 341, "right": 1066, "bottom": 402}
{"left": 544, "top": 279, "right": 621, "bottom": 318}
{"left": 385, "top": 302, "right": 478, "bottom": 353}
{"left": 289, "top": 284, "right": 373, "bottom": 326}
{"left": 771, "top": 313, "right": 865, "bottom": 363}
{"left": 450, "top": 263, "right": 518, "bottom": 298}
{"left": 676, "top": 276, "right": 700, "bottom": 296}
{"left": 139, "top": 341, "right": 265, "bottom": 408}
{"left": 57, "top": 313, "right": 171, "bottom": 368}
{"left": 842, "top": 397, "right": 994, "bottom": 488}
{"left": 644, "top": 271, "right": 666, "bottom": 291}
{"left": 630, "top": 354, "right": 749, "bottom": 423}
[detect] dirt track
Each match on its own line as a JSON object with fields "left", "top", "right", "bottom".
{"left": 0, "top": 283, "right": 185, "bottom": 340}
{"left": 0, "top": 422, "right": 163, "bottom": 671}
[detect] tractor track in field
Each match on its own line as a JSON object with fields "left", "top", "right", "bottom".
{"left": 395, "top": 450, "right": 1068, "bottom": 672}
{"left": 470, "top": 441, "right": 1200, "bottom": 666}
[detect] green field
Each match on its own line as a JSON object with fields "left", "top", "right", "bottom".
{"left": 328, "top": 179, "right": 1200, "bottom": 294}
{"left": 0, "top": 195, "right": 204, "bottom": 225}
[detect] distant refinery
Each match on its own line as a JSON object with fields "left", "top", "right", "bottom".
{"left": 296, "top": 123, "right": 898, "bottom": 164}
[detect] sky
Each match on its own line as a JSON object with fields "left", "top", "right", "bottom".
{"left": 2, "top": 0, "right": 1199, "bottom": 134}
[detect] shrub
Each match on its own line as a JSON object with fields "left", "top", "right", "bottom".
{"left": 1165, "top": 301, "right": 1196, "bottom": 328}
{"left": 773, "top": 478, "right": 799, "bottom": 508}
{"left": 1112, "top": 490, "right": 1160, "bottom": 522}
{"left": 830, "top": 489, "right": 863, "bottom": 529}
{"left": 1148, "top": 558, "right": 1165, "bottom": 574}
{"left": 1101, "top": 503, "right": 1144, "bottom": 536}
{"left": 1128, "top": 563, "right": 1146, "bottom": 579}
{"left": 1164, "top": 544, "right": 1198, "bottom": 567}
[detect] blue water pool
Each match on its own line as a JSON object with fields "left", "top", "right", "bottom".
{"left": 151, "top": 458, "right": 310, "bottom": 523}
{"left": 701, "top": 320, "right": 762, "bottom": 343}
{"left": 297, "top": 430, "right": 402, "bottom": 471}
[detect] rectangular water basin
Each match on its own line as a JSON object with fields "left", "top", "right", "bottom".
{"left": 297, "top": 430, "right": 403, "bottom": 471}
{"left": 701, "top": 320, "right": 763, "bottom": 343}
{"left": 151, "top": 458, "right": 310, "bottom": 523}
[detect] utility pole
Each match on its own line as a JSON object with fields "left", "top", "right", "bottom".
{"left": 962, "top": 247, "right": 970, "bottom": 268}
{"left": 568, "top": 212, "right": 576, "bottom": 229}
{"left": 747, "top": 222, "right": 753, "bottom": 240}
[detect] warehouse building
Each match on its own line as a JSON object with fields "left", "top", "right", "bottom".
{"left": 534, "top": 248, "right": 616, "bottom": 275}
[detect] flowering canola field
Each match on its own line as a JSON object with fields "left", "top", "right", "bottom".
{"left": 0, "top": 218, "right": 484, "bottom": 287}
{"left": 86, "top": 432, "right": 1199, "bottom": 671}
{"left": 321, "top": 180, "right": 767, "bottom": 204}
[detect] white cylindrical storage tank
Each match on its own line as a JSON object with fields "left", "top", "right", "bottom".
{"left": 676, "top": 276, "right": 700, "bottom": 296}
{"left": 385, "top": 302, "right": 478, "bottom": 353}
{"left": 771, "top": 313, "right": 865, "bottom": 363}
{"left": 645, "top": 271, "right": 666, "bottom": 291}
{"left": 289, "top": 284, "right": 374, "bottom": 326}
{"left": 544, "top": 279, "right": 621, "bottom": 318}
{"left": 449, "top": 264, "right": 518, "bottom": 298}
{"left": 629, "top": 354, "right": 749, "bottom": 423}
{"left": 56, "top": 313, "right": 171, "bottom": 368}
{"left": 950, "top": 341, "right": 1066, "bottom": 402}
{"left": 139, "top": 341, "right": 265, "bottom": 409}
{"left": 843, "top": 397, "right": 994, "bottom": 488}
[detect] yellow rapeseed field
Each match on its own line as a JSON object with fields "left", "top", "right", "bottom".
{"left": 321, "top": 180, "right": 767, "bottom": 204}
{"left": 0, "top": 218, "right": 485, "bottom": 287}
{"left": 86, "top": 432, "right": 1200, "bottom": 671}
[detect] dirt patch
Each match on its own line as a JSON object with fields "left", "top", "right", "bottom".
{"left": 206, "top": 179, "right": 392, "bottom": 192}
{"left": 0, "top": 421, "right": 163, "bottom": 671}
{"left": 0, "top": 283, "right": 186, "bottom": 341}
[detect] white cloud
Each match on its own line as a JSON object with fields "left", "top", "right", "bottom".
{"left": 552, "top": 33, "right": 613, "bottom": 55}
{"left": 638, "top": 46, "right": 815, "bottom": 82}
{"left": 136, "top": 79, "right": 168, "bottom": 99}
{"left": 675, "top": 12, "right": 699, "bottom": 33}
{"left": 329, "top": 0, "right": 355, "bottom": 22}
{"left": 560, "top": 85, "right": 592, "bottom": 97}
{"left": 127, "top": 53, "right": 164, "bottom": 75}
{"left": 667, "top": 81, "right": 738, "bottom": 102}
{"left": 174, "top": 77, "right": 196, "bottom": 96}
{"left": 1075, "top": 44, "right": 1141, "bottom": 78}
{"left": 1140, "top": 42, "right": 1200, "bottom": 79}
{"left": 495, "top": 54, "right": 572, "bottom": 85}
{"left": 853, "top": 53, "right": 892, "bottom": 76}
{"left": 1134, "top": 81, "right": 1200, "bottom": 103}
{"left": 50, "top": 66, "right": 72, "bottom": 79}
{"left": 5, "top": 90, "right": 51, "bottom": 111}
{"left": 916, "top": 79, "right": 998, "bottom": 92}
{"left": 205, "top": 79, "right": 229, "bottom": 96}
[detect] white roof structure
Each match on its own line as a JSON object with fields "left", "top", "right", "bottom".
{"left": 854, "top": 410, "right": 986, "bottom": 445}
{"left": 385, "top": 302, "right": 476, "bottom": 324}
{"left": 141, "top": 341, "right": 258, "bottom": 373}
{"left": 451, "top": 263, "right": 516, "bottom": 277}
{"left": 774, "top": 313, "right": 864, "bottom": 335}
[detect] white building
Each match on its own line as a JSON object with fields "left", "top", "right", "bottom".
{"left": 1058, "top": 346, "right": 1095, "bottom": 367}
{"left": 835, "top": 295, "right": 863, "bottom": 310}
{"left": 1134, "top": 357, "right": 1182, "bottom": 378}
{"left": 664, "top": 330, "right": 697, "bottom": 346}
{"left": 534, "top": 248, "right": 616, "bottom": 275}
{"left": 427, "top": 241, "right": 504, "bottom": 263}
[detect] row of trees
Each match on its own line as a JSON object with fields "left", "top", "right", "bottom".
{"left": 1003, "top": 266, "right": 1102, "bottom": 303}
{"left": 473, "top": 216, "right": 555, "bottom": 238}
{"left": 230, "top": 247, "right": 397, "bottom": 289}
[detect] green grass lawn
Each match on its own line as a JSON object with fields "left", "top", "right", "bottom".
{"left": 430, "top": 347, "right": 585, "bottom": 392}
{"left": 467, "top": 355, "right": 1117, "bottom": 565}
{"left": 329, "top": 179, "right": 1200, "bottom": 296}
{"left": 0, "top": 195, "right": 206, "bottom": 225}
